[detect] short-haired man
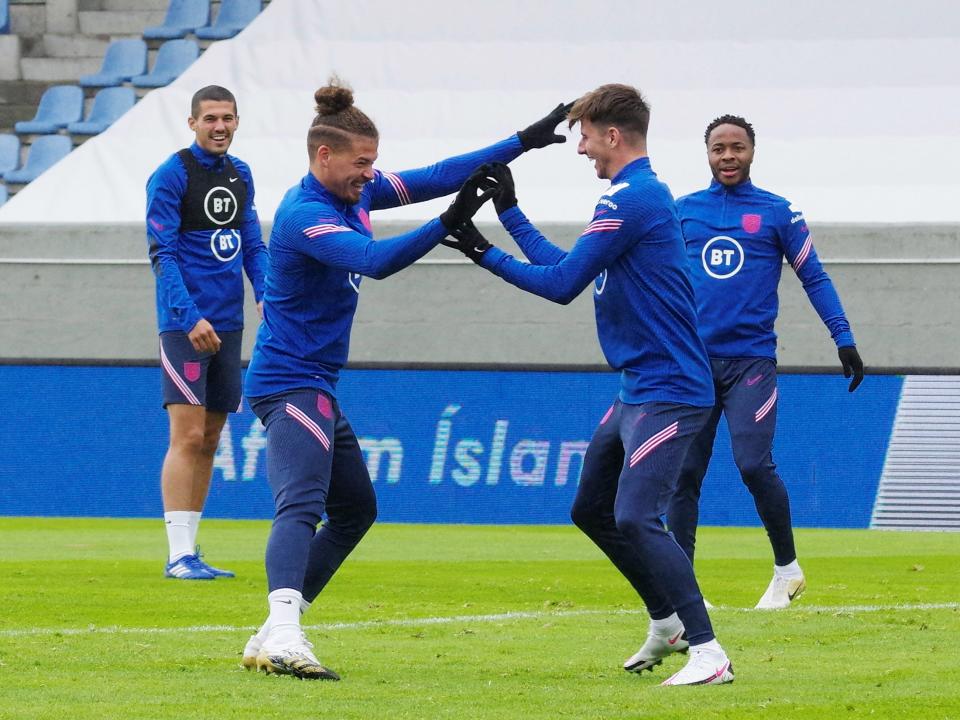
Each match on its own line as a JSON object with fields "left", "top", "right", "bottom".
{"left": 666, "top": 115, "right": 864, "bottom": 608}
{"left": 444, "top": 85, "right": 734, "bottom": 686}
{"left": 146, "top": 85, "right": 268, "bottom": 580}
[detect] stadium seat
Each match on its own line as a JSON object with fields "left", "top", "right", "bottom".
{"left": 0, "top": 133, "right": 20, "bottom": 178}
{"left": 195, "top": 0, "right": 261, "bottom": 40}
{"left": 67, "top": 88, "right": 137, "bottom": 136}
{"left": 4, "top": 135, "right": 73, "bottom": 184}
{"left": 0, "top": 0, "right": 9, "bottom": 35}
{"left": 131, "top": 39, "right": 199, "bottom": 88}
{"left": 143, "top": 0, "right": 211, "bottom": 40}
{"left": 79, "top": 39, "right": 148, "bottom": 88}
{"left": 14, "top": 85, "right": 84, "bottom": 134}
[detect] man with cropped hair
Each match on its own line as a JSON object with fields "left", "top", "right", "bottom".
{"left": 443, "top": 84, "right": 734, "bottom": 686}
{"left": 666, "top": 114, "right": 864, "bottom": 609}
{"left": 146, "top": 85, "right": 267, "bottom": 580}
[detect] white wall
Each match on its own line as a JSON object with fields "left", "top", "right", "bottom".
{"left": 3, "top": 0, "right": 960, "bottom": 224}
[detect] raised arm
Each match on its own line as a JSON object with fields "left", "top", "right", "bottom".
{"left": 291, "top": 215, "right": 446, "bottom": 280}
{"left": 448, "top": 210, "right": 634, "bottom": 305}
{"left": 488, "top": 162, "right": 566, "bottom": 265}
{"left": 368, "top": 102, "right": 571, "bottom": 210}
{"left": 296, "top": 169, "right": 496, "bottom": 280}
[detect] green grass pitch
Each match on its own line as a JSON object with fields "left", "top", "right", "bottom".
{"left": 0, "top": 518, "right": 958, "bottom": 720}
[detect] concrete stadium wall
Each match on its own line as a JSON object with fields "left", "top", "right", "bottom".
{"left": 0, "top": 222, "right": 957, "bottom": 368}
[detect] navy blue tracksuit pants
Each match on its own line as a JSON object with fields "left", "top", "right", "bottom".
{"left": 571, "top": 400, "right": 716, "bottom": 646}
{"left": 667, "top": 357, "right": 796, "bottom": 566}
{"left": 250, "top": 389, "right": 377, "bottom": 599}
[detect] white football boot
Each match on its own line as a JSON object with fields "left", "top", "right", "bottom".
{"left": 755, "top": 573, "right": 806, "bottom": 609}
{"left": 624, "top": 623, "right": 689, "bottom": 673}
{"left": 661, "top": 643, "right": 734, "bottom": 686}
{"left": 256, "top": 630, "right": 340, "bottom": 680}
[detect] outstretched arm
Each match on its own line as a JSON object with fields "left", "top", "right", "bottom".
{"left": 295, "top": 169, "right": 497, "bottom": 280}
{"left": 368, "top": 102, "right": 571, "bottom": 210}
{"left": 499, "top": 206, "right": 568, "bottom": 266}
{"left": 447, "top": 212, "right": 634, "bottom": 305}
{"left": 292, "top": 215, "right": 446, "bottom": 281}
{"left": 487, "top": 162, "right": 566, "bottom": 265}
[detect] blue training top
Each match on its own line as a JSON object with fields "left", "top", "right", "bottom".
{"left": 677, "top": 179, "right": 855, "bottom": 359}
{"left": 146, "top": 142, "right": 268, "bottom": 333}
{"left": 482, "top": 157, "right": 714, "bottom": 407}
{"left": 244, "top": 135, "right": 524, "bottom": 400}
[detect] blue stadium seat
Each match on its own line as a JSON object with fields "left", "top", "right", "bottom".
{"left": 14, "top": 85, "right": 84, "bottom": 134}
{"left": 67, "top": 87, "right": 137, "bottom": 136}
{"left": 0, "top": 0, "right": 9, "bottom": 35}
{"left": 0, "top": 133, "right": 20, "bottom": 178}
{"left": 4, "top": 135, "right": 73, "bottom": 184}
{"left": 79, "top": 39, "right": 148, "bottom": 88}
{"left": 195, "top": 0, "right": 261, "bottom": 40}
{"left": 131, "top": 39, "right": 199, "bottom": 88}
{"left": 143, "top": 0, "right": 210, "bottom": 40}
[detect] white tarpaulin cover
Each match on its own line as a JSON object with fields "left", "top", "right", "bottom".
{"left": 2, "top": 0, "right": 959, "bottom": 224}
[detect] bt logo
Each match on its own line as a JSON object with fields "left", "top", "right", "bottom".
{"left": 204, "top": 186, "right": 239, "bottom": 226}
{"left": 701, "top": 235, "right": 745, "bottom": 279}
{"left": 210, "top": 228, "right": 241, "bottom": 262}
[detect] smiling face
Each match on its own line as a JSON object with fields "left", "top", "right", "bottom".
{"left": 315, "top": 133, "right": 379, "bottom": 204}
{"left": 707, "top": 123, "right": 754, "bottom": 186}
{"left": 577, "top": 118, "right": 616, "bottom": 179}
{"left": 188, "top": 99, "right": 238, "bottom": 155}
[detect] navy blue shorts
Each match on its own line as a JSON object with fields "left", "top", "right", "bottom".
{"left": 158, "top": 330, "right": 242, "bottom": 413}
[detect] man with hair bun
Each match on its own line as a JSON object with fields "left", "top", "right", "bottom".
{"left": 444, "top": 83, "right": 735, "bottom": 686}
{"left": 667, "top": 114, "right": 864, "bottom": 609}
{"left": 146, "top": 85, "right": 267, "bottom": 581}
{"left": 240, "top": 77, "right": 569, "bottom": 680}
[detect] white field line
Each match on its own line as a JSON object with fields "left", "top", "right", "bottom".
{"left": 0, "top": 602, "right": 956, "bottom": 639}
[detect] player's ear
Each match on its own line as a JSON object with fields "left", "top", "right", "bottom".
{"left": 187, "top": 115, "right": 198, "bottom": 131}
{"left": 315, "top": 144, "right": 331, "bottom": 167}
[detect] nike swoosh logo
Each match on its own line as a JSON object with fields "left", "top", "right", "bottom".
{"left": 746, "top": 374, "right": 764, "bottom": 386}
{"left": 279, "top": 599, "right": 293, "bottom": 605}
{"left": 229, "top": 177, "right": 239, "bottom": 183}
{"left": 788, "top": 587, "right": 802, "bottom": 601}
{"left": 667, "top": 631, "right": 683, "bottom": 645}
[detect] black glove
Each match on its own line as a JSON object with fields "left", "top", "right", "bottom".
{"left": 517, "top": 102, "right": 573, "bottom": 151}
{"left": 487, "top": 162, "right": 517, "bottom": 215}
{"left": 838, "top": 346, "right": 864, "bottom": 392}
{"left": 439, "top": 165, "right": 498, "bottom": 230}
{"left": 441, "top": 220, "right": 492, "bottom": 264}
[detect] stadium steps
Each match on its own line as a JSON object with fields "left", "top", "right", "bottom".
{"left": 0, "top": 0, "right": 267, "bottom": 198}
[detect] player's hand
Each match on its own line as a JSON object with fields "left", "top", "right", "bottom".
{"left": 487, "top": 162, "right": 517, "bottom": 215}
{"left": 188, "top": 318, "right": 221, "bottom": 354}
{"left": 517, "top": 102, "right": 573, "bottom": 151}
{"left": 838, "top": 346, "right": 864, "bottom": 392}
{"left": 439, "top": 166, "right": 498, "bottom": 229}
{"left": 441, "top": 219, "right": 492, "bottom": 264}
